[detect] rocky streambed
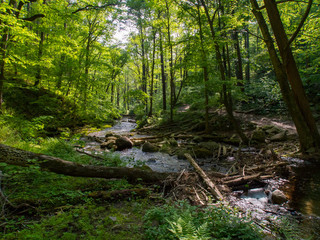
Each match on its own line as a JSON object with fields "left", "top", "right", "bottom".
{"left": 81, "top": 116, "right": 320, "bottom": 238}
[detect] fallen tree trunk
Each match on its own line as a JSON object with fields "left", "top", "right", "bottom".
{"left": 0, "top": 144, "right": 171, "bottom": 184}
{"left": 223, "top": 173, "right": 261, "bottom": 187}
{"left": 184, "top": 153, "right": 224, "bottom": 201}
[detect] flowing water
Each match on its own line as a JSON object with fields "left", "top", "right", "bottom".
{"left": 85, "top": 117, "right": 320, "bottom": 218}
{"left": 86, "top": 117, "right": 191, "bottom": 172}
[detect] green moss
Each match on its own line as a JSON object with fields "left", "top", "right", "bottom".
{"left": 1, "top": 200, "right": 152, "bottom": 240}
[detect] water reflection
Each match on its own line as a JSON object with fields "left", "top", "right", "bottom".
{"left": 285, "top": 165, "right": 320, "bottom": 216}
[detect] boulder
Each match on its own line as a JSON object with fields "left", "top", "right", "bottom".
{"left": 251, "top": 128, "right": 266, "bottom": 143}
{"left": 142, "top": 142, "right": 159, "bottom": 153}
{"left": 271, "top": 189, "right": 287, "bottom": 204}
{"left": 262, "top": 125, "right": 282, "bottom": 135}
{"left": 270, "top": 131, "right": 287, "bottom": 142}
{"left": 100, "top": 140, "right": 116, "bottom": 149}
{"left": 115, "top": 136, "right": 133, "bottom": 151}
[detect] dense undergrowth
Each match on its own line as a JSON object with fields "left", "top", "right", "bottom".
{"left": 2, "top": 79, "right": 121, "bottom": 138}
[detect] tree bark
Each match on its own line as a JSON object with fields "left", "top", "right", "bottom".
{"left": 148, "top": 29, "right": 157, "bottom": 117}
{"left": 250, "top": 0, "right": 320, "bottom": 152}
{"left": 0, "top": 144, "right": 171, "bottom": 184}
{"left": 185, "top": 153, "right": 224, "bottom": 201}
{"left": 0, "top": 32, "right": 9, "bottom": 113}
{"left": 233, "top": 31, "right": 244, "bottom": 89}
{"left": 196, "top": 3, "right": 210, "bottom": 133}
{"left": 159, "top": 31, "right": 167, "bottom": 111}
{"left": 199, "top": 0, "right": 249, "bottom": 144}
{"left": 166, "top": 0, "right": 174, "bottom": 122}
{"left": 34, "top": 31, "right": 44, "bottom": 86}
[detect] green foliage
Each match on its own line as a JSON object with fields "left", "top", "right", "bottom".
{"left": 2, "top": 200, "right": 151, "bottom": 240}
{"left": 143, "top": 201, "right": 263, "bottom": 240}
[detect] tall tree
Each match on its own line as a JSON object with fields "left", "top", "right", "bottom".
{"left": 199, "top": 0, "right": 249, "bottom": 144}
{"left": 250, "top": 0, "right": 320, "bottom": 152}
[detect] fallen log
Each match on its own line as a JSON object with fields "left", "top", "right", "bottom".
{"left": 184, "top": 153, "right": 224, "bottom": 201}
{"left": 0, "top": 144, "right": 171, "bottom": 184}
{"left": 223, "top": 173, "right": 261, "bottom": 187}
{"left": 246, "top": 162, "right": 288, "bottom": 173}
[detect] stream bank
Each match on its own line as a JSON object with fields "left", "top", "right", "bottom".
{"left": 82, "top": 114, "right": 320, "bottom": 238}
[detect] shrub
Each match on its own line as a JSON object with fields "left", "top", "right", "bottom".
{"left": 143, "top": 201, "right": 263, "bottom": 240}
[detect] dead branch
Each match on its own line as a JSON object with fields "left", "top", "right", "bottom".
{"left": 223, "top": 173, "right": 261, "bottom": 187}
{"left": 184, "top": 153, "right": 224, "bottom": 201}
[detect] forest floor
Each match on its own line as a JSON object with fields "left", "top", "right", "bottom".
{"left": 2, "top": 108, "right": 320, "bottom": 239}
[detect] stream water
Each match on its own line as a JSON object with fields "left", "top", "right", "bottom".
{"left": 85, "top": 117, "right": 320, "bottom": 219}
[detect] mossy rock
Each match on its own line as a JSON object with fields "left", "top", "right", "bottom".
{"left": 262, "top": 125, "right": 282, "bottom": 135}
{"left": 251, "top": 129, "right": 266, "bottom": 143}
{"left": 142, "top": 142, "right": 159, "bottom": 153}
{"left": 270, "top": 131, "right": 287, "bottom": 142}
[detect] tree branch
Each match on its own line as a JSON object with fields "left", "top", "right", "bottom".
{"left": 72, "top": 2, "right": 119, "bottom": 14}
{"left": 21, "top": 14, "right": 45, "bottom": 21}
{"left": 242, "top": 29, "right": 265, "bottom": 41}
{"left": 258, "top": 0, "right": 310, "bottom": 10}
{"left": 287, "top": 0, "right": 313, "bottom": 46}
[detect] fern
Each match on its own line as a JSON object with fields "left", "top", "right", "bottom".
{"left": 168, "top": 216, "right": 211, "bottom": 240}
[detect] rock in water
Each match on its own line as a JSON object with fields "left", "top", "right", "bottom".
{"left": 115, "top": 136, "right": 133, "bottom": 151}
{"left": 271, "top": 189, "right": 287, "bottom": 204}
{"left": 142, "top": 142, "right": 159, "bottom": 152}
{"left": 100, "top": 140, "right": 115, "bottom": 149}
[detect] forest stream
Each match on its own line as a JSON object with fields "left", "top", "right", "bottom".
{"left": 82, "top": 116, "right": 320, "bottom": 231}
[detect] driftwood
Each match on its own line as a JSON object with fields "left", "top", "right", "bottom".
{"left": 0, "top": 144, "right": 171, "bottom": 184}
{"left": 223, "top": 173, "right": 261, "bottom": 187}
{"left": 184, "top": 153, "right": 224, "bottom": 201}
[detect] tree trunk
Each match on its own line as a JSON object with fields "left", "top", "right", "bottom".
{"left": 196, "top": 3, "right": 210, "bottom": 133}
{"left": 166, "top": 0, "right": 174, "bottom": 122}
{"left": 0, "top": 33, "right": 9, "bottom": 113}
{"left": 149, "top": 30, "right": 157, "bottom": 117}
{"left": 233, "top": 31, "right": 244, "bottom": 89}
{"left": 0, "top": 144, "right": 171, "bottom": 184}
{"left": 250, "top": 0, "right": 320, "bottom": 152}
{"left": 111, "top": 82, "right": 114, "bottom": 104}
{"left": 34, "top": 0, "right": 46, "bottom": 87}
{"left": 199, "top": 0, "right": 249, "bottom": 144}
{"left": 34, "top": 31, "right": 44, "bottom": 86}
{"left": 159, "top": 31, "right": 167, "bottom": 111}
{"left": 244, "top": 27, "right": 250, "bottom": 82}
{"left": 263, "top": 0, "right": 320, "bottom": 150}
